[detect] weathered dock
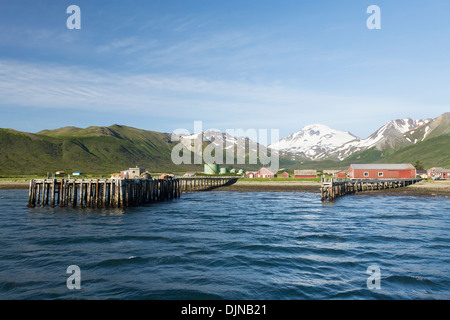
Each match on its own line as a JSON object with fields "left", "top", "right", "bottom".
{"left": 320, "top": 177, "right": 423, "bottom": 201}
{"left": 177, "top": 176, "right": 239, "bottom": 192}
{"left": 28, "top": 176, "right": 238, "bottom": 208}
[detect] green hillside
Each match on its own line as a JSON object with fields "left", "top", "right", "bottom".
{"left": 0, "top": 125, "right": 196, "bottom": 175}
{"left": 341, "top": 133, "right": 450, "bottom": 168}
{"left": 1, "top": 124, "right": 448, "bottom": 176}
{"left": 0, "top": 125, "right": 279, "bottom": 175}
{"left": 379, "top": 133, "right": 450, "bottom": 168}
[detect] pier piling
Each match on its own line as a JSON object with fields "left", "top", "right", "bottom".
{"left": 28, "top": 176, "right": 238, "bottom": 208}
{"left": 321, "top": 178, "right": 422, "bottom": 201}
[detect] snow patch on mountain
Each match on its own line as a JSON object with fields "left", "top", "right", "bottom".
{"left": 269, "top": 124, "right": 358, "bottom": 160}
{"left": 269, "top": 118, "right": 430, "bottom": 161}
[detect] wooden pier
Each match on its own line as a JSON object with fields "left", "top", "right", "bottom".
{"left": 320, "top": 177, "right": 423, "bottom": 201}
{"left": 28, "top": 176, "right": 238, "bottom": 208}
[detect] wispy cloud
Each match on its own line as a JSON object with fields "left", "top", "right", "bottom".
{"left": 1, "top": 59, "right": 444, "bottom": 137}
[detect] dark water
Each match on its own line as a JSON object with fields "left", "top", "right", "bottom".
{"left": 0, "top": 189, "right": 449, "bottom": 300}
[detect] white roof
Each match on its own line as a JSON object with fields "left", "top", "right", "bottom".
{"left": 350, "top": 164, "right": 415, "bottom": 170}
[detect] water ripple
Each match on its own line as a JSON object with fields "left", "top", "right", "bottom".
{"left": 0, "top": 189, "right": 449, "bottom": 299}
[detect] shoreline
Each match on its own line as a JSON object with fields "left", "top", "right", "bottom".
{"left": 1, "top": 179, "right": 449, "bottom": 197}
{"left": 0, "top": 181, "right": 29, "bottom": 189}
{"left": 214, "top": 180, "right": 450, "bottom": 197}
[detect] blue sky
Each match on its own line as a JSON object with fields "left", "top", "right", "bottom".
{"left": 0, "top": 0, "right": 449, "bottom": 139}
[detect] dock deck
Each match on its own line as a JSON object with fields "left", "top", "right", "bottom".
{"left": 321, "top": 177, "right": 423, "bottom": 201}
{"left": 28, "top": 176, "right": 239, "bottom": 208}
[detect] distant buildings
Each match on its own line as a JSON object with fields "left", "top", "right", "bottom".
{"left": 242, "top": 163, "right": 447, "bottom": 181}
{"left": 349, "top": 164, "right": 416, "bottom": 180}
{"left": 416, "top": 170, "right": 428, "bottom": 179}
{"left": 204, "top": 163, "right": 219, "bottom": 175}
{"left": 72, "top": 171, "right": 83, "bottom": 176}
{"left": 255, "top": 168, "right": 276, "bottom": 178}
{"left": 333, "top": 170, "right": 348, "bottom": 179}
{"left": 246, "top": 172, "right": 255, "bottom": 178}
{"left": 294, "top": 170, "right": 317, "bottom": 179}
{"left": 427, "top": 167, "right": 450, "bottom": 179}
{"left": 120, "top": 167, "right": 145, "bottom": 179}
{"left": 280, "top": 172, "right": 290, "bottom": 178}
{"left": 204, "top": 164, "right": 244, "bottom": 175}
{"left": 323, "top": 170, "right": 340, "bottom": 175}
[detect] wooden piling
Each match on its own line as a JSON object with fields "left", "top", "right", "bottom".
{"left": 28, "top": 176, "right": 238, "bottom": 209}
{"left": 321, "top": 178, "right": 422, "bottom": 201}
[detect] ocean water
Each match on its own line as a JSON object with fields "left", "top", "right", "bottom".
{"left": 0, "top": 189, "right": 449, "bottom": 300}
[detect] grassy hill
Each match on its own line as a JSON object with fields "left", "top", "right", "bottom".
{"left": 341, "top": 133, "right": 450, "bottom": 169}
{"left": 377, "top": 133, "right": 450, "bottom": 167}
{"left": 1, "top": 124, "right": 448, "bottom": 176}
{"left": 0, "top": 125, "right": 197, "bottom": 175}
{"left": 0, "top": 125, "right": 281, "bottom": 176}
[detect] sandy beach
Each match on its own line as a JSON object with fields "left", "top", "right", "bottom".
{"left": 0, "top": 181, "right": 29, "bottom": 189}
{"left": 1, "top": 179, "right": 449, "bottom": 197}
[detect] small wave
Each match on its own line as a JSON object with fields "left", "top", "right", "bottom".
{"left": 384, "top": 275, "right": 436, "bottom": 286}
{"left": 295, "top": 233, "right": 347, "bottom": 242}
{"left": 143, "top": 289, "right": 225, "bottom": 300}
{"left": 35, "top": 235, "right": 171, "bottom": 246}
{"left": 90, "top": 256, "right": 148, "bottom": 268}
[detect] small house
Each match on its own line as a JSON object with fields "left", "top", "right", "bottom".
{"left": 280, "top": 172, "right": 290, "bottom": 178}
{"left": 416, "top": 170, "right": 428, "bottom": 179}
{"left": 121, "top": 167, "right": 145, "bottom": 179}
{"left": 333, "top": 170, "right": 348, "bottom": 179}
{"left": 255, "top": 168, "right": 276, "bottom": 178}
{"left": 72, "top": 171, "right": 83, "bottom": 176}
{"left": 55, "top": 171, "right": 65, "bottom": 175}
{"left": 294, "top": 170, "right": 317, "bottom": 178}
{"left": 427, "top": 167, "right": 450, "bottom": 179}
{"left": 246, "top": 172, "right": 256, "bottom": 178}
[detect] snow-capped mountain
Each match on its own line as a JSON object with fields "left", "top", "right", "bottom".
{"left": 175, "top": 114, "right": 447, "bottom": 163}
{"left": 177, "top": 129, "right": 260, "bottom": 155}
{"left": 270, "top": 118, "right": 431, "bottom": 161}
{"left": 331, "top": 118, "right": 431, "bottom": 160}
{"left": 402, "top": 112, "right": 450, "bottom": 143}
{"left": 268, "top": 124, "right": 358, "bottom": 160}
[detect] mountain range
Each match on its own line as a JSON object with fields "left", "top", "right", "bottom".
{"left": 0, "top": 112, "right": 449, "bottom": 175}
{"left": 269, "top": 117, "right": 436, "bottom": 161}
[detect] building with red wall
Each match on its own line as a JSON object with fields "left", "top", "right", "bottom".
{"left": 428, "top": 167, "right": 450, "bottom": 179}
{"left": 280, "top": 172, "right": 290, "bottom": 178}
{"left": 333, "top": 170, "right": 348, "bottom": 179}
{"left": 294, "top": 170, "right": 317, "bottom": 179}
{"left": 255, "top": 168, "right": 276, "bottom": 178}
{"left": 349, "top": 164, "right": 416, "bottom": 180}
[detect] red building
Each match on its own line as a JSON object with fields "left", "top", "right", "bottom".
{"left": 280, "top": 172, "right": 290, "bottom": 178}
{"left": 428, "top": 167, "right": 450, "bottom": 179}
{"left": 333, "top": 170, "right": 348, "bottom": 179}
{"left": 255, "top": 168, "right": 276, "bottom": 178}
{"left": 349, "top": 164, "right": 416, "bottom": 180}
{"left": 294, "top": 170, "right": 317, "bottom": 178}
{"left": 246, "top": 172, "right": 256, "bottom": 178}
